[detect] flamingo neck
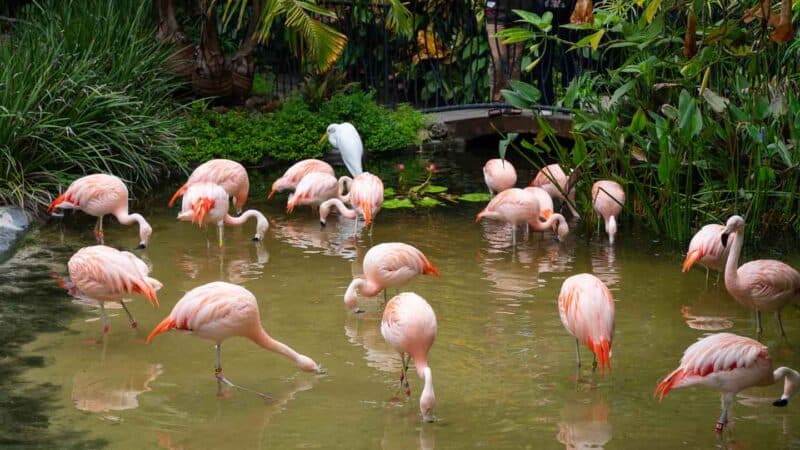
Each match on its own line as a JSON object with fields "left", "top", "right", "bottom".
{"left": 320, "top": 198, "right": 357, "bottom": 224}
{"left": 114, "top": 210, "right": 150, "bottom": 246}
{"left": 606, "top": 215, "right": 617, "bottom": 244}
{"left": 252, "top": 328, "right": 302, "bottom": 366}
{"left": 419, "top": 366, "right": 435, "bottom": 422}
{"left": 224, "top": 210, "right": 268, "bottom": 240}
{"left": 338, "top": 176, "right": 353, "bottom": 199}
{"left": 344, "top": 278, "right": 366, "bottom": 309}
{"left": 774, "top": 367, "right": 800, "bottom": 401}
{"left": 724, "top": 230, "right": 743, "bottom": 291}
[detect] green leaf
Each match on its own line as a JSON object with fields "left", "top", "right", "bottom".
{"left": 754, "top": 96, "right": 771, "bottom": 120}
{"left": 501, "top": 90, "right": 531, "bottom": 109}
{"left": 417, "top": 197, "right": 444, "bottom": 208}
{"left": 423, "top": 185, "right": 448, "bottom": 194}
{"left": 678, "top": 90, "right": 703, "bottom": 141}
{"left": 572, "top": 30, "right": 605, "bottom": 51}
{"left": 458, "top": 192, "right": 492, "bottom": 202}
{"left": 702, "top": 88, "right": 729, "bottom": 113}
{"left": 508, "top": 80, "right": 541, "bottom": 103}
{"left": 498, "top": 132, "right": 519, "bottom": 160}
{"left": 383, "top": 187, "right": 396, "bottom": 197}
{"left": 608, "top": 81, "right": 636, "bottom": 108}
{"left": 644, "top": 0, "right": 663, "bottom": 24}
{"left": 382, "top": 198, "right": 414, "bottom": 209}
{"left": 494, "top": 27, "right": 536, "bottom": 44}
{"left": 628, "top": 108, "right": 647, "bottom": 134}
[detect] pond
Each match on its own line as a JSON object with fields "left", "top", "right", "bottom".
{"left": 2, "top": 142, "right": 800, "bottom": 449}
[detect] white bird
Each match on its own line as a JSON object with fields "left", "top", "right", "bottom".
{"left": 323, "top": 123, "right": 363, "bottom": 177}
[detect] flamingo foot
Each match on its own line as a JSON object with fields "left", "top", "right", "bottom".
{"left": 130, "top": 321, "right": 138, "bottom": 329}
{"left": 714, "top": 421, "right": 726, "bottom": 433}
{"left": 215, "top": 370, "right": 271, "bottom": 400}
{"left": 354, "top": 308, "right": 365, "bottom": 314}
{"left": 102, "top": 324, "right": 109, "bottom": 334}
{"left": 405, "top": 385, "right": 411, "bottom": 398}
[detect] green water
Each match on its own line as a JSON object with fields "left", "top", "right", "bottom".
{"left": 4, "top": 151, "right": 800, "bottom": 449}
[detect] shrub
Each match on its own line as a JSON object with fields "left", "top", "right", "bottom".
{"left": 0, "top": 0, "right": 186, "bottom": 211}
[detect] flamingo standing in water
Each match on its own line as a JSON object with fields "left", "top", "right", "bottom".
{"left": 286, "top": 172, "right": 349, "bottom": 213}
{"left": 322, "top": 122, "right": 364, "bottom": 177}
{"left": 319, "top": 172, "right": 384, "bottom": 236}
{"left": 147, "top": 282, "right": 323, "bottom": 396}
{"left": 524, "top": 186, "right": 569, "bottom": 238}
{"left": 477, "top": 188, "right": 557, "bottom": 247}
{"left": 381, "top": 292, "right": 437, "bottom": 422}
{"left": 48, "top": 174, "right": 152, "bottom": 248}
{"left": 720, "top": 215, "right": 800, "bottom": 337}
{"left": 558, "top": 274, "right": 615, "bottom": 373}
{"left": 168, "top": 159, "right": 249, "bottom": 214}
{"left": 530, "top": 164, "right": 580, "bottom": 218}
{"left": 483, "top": 159, "right": 517, "bottom": 196}
{"left": 177, "top": 183, "right": 268, "bottom": 247}
{"left": 682, "top": 224, "right": 729, "bottom": 284}
{"left": 67, "top": 245, "right": 162, "bottom": 333}
{"left": 655, "top": 332, "right": 800, "bottom": 432}
{"left": 591, "top": 180, "right": 624, "bottom": 245}
{"left": 269, "top": 159, "right": 335, "bottom": 199}
{"left": 344, "top": 242, "right": 440, "bottom": 312}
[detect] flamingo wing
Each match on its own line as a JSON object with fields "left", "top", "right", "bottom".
{"left": 738, "top": 260, "right": 800, "bottom": 302}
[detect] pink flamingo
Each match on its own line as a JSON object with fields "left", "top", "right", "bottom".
{"left": 558, "top": 273, "right": 615, "bottom": 373}
{"left": 483, "top": 158, "right": 517, "bottom": 196}
{"left": 530, "top": 163, "right": 580, "bottom": 218}
{"left": 269, "top": 159, "right": 335, "bottom": 199}
{"left": 147, "top": 281, "right": 323, "bottom": 397}
{"left": 49, "top": 174, "right": 152, "bottom": 248}
{"left": 286, "top": 172, "right": 348, "bottom": 214}
{"left": 381, "top": 292, "right": 437, "bottom": 422}
{"left": 524, "top": 186, "right": 569, "bottom": 238}
{"left": 655, "top": 332, "right": 800, "bottom": 432}
{"left": 168, "top": 159, "right": 249, "bottom": 214}
{"left": 67, "top": 245, "right": 161, "bottom": 333}
{"left": 476, "top": 188, "right": 554, "bottom": 246}
{"left": 177, "top": 182, "right": 268, "bottom": 247}
{"left": 319, "top": 172, "right": 384, "bottom": 236}
{"left": 720, "top": 215, "right": 800, "bottom": 337}
{"left": 682, "top": 224, "right": 729, "bottom": 284}
{"left": 344, "top": 242, "right": 440, "bottom": 312}
{"left": 591, "top": 180, "right": 624, "bottom": 245}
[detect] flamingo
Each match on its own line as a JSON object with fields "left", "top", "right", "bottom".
{"left": 682, "top": 224, "right": 729, "bottom": 284}
{"left": 483, "top": 159, "right": 517, "bottom": 196}
{"left": 591, "top": 180, "right": 625, "bottom": 245}
{"left": 168, "top": 159, "right": 249, "bottom": 214}
{"left": 147, "top": 281, "right": 323, "bottom": 397}
{"left": 344, "top": 242, "right": 440, "bottom": 312}
{"left": 530, "top": 163, "right": 580, "bottom": 218}
{"left": 720, "top": 215, "right": 800, "bottom": 337}
{"left": 177, "top": 182, "right": 268, "bottom": 247}
{"left": 557, "top": 273, "right": 615, "bottom": 374}
{"left": 286, "top": 172, "right": 349, "bottom": 214}
{"left": 66, "top": 245, "right": 161, "bottom": 333}
{"left": 655, "top": 332, "right": 800, "bottom": 433}
{"left": 322, "top": 122, "right": 364, "bottom": 177}
{"left": 381, "top": 292, "right": 437, "bottom": 422}
{"left": 476, "top": 188, "right": 541, "bottom": 247}
{"left": 48, "top": 174, "right": 152, "bottom": 248}
{"left": 269, "top": 159, "right": 335, "bottom": 199}
{"left": 524, "top": 186, "right": 569, "bottom": 239}
{"left": 319, "top": 172, "right": 384, "bottom": 236}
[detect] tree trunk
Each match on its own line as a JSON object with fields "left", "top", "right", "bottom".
{"left": 155, "top": 0, "right": 194, "bottom": 81}
{"left": 229, "top": 0, "right": 261, "bottom": 101}
{"left": 193, "top": 7, "right": 232, "bottom": 98}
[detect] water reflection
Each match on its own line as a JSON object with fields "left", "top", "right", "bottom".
{"left": 556, "top": 398, "right": 612, "bottom": 450}
{"left": 72, "top": 357, "right": 163, "bottom": 414}
{"left": 590, "top": 244, "right": 620, "bottom": 289}
{"left": 175, "top": 241, "right": 268, "bottom": 284}
{"left": 344, "top": 313, "right": 401, "bottom": 374}
{"left": 380, "top": 407, "right": 436, "bottom": 450}
{"left": 680, "top": 305, "right": 734, "bottom": 331}
{"left": 272, "top": 217, "right": 360, "bottom": 260}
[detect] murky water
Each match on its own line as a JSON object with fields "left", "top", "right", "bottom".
{"left": 4, "top": 146, "right": 800, "bottom": 449}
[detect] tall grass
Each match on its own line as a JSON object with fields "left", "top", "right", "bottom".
{"left": 0, "top": 0, "right": 186, "bottom": 211}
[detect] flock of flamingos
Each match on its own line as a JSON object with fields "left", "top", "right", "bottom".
{"left": 46, "top": 122, "right": 800, "bottom": 432}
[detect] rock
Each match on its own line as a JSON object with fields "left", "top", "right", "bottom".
{"left": 0, "top": 206, "right": 32, "bottom": 263}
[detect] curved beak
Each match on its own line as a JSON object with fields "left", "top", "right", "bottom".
{"left": 318, "top": 132, "right": 328, "bottom": 145}
{"left": 136, "top": 243, "right": 146, "bottom": 249}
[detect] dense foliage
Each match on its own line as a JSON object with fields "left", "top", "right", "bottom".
{"left": 0, "top": 0, "right": 186, "bottom": 211}
{"left": 499, "top": 1, "right": 800, "bottom": 241}
{"left": 180, "top": 91, "right": 425, "bottom": 164}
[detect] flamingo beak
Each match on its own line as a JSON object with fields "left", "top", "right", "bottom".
{"left": 136, "top": 243, "right": 146, "bottom": 249}
{"left": 318, "top": 132, "right": 328, "bottom": 144}
{"left": 721, "top": 232, "right": 729, "bottom": 248}
{"left": 774, "top": 398, "right": 789, "bottom": 407}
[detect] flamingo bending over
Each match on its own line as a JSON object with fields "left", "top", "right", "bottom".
{"left": 381, "top": 292, "right": 437, "bottom": 422}
{"left": 48, "top": 174, "right": 152, "bottom": 248}
{"left": 477, "top": 188, "right": 567, "bottom": 247}
{"left": 168, "top": 159, "right": 249, "bottom": 214}
{"left": 67, "top": 245, "right": 161, "bottom": 333}
{"left": 682, "top": 224, "right": 729, "bottom": 284}
{"left": 524, "top": 186, "right": 569, "bottom": 238}
{"left": 269, "top": 159, "right": 335, "bottom": 199}
{"left": 177, "top": 183, "right": 268, "bottom": 247}
{"left": 483, "top": 159, "right": 517, "bottom": 196}
{"left": 558, "top": 273, "right": 615, "bottom": 374}
{"left": 147, "top": 282, "right": 323, "bottom": 397}
{"left": 720, "top": 215, "right": 800, "bottom": 337}
{"left": 322, "top": 122, "right": 364, "bottom": 177}
{"left": 530, "top": 164, "right": 580, "bottom": 218}
{"left": 655, "top": 332, "right": 800, "bottom": 432}
{"left": 286, "top": 172, "right": 349, "bottom": 213}
{"left": 591, "top": 180, "right": 624, "bottom": 244}
{"left": 320, "top": 172, "right": 384, "bottom": 236}
{"left": 344, "top": 242, "right": 440, "bottom": 312}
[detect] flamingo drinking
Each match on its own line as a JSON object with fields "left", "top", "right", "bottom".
{"left": 483, "top": 158, "right": 517, "bottom": 196}
{"left": 591, "top": 180, "right": 624, "bottom": 245}
{"left": 168, "top": 159, "right": 249, "bottom": 214}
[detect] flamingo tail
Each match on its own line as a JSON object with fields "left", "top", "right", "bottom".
{"left": 682, "top": 249, "right": 703, "bottom": 273}
{"left": 361, "top": 201, "right": 372, "bottom": 227}
{"left": 192, "top": 197, "right": 214, "bottom": 226}
{"left": 132, "top": 281, "right": 159, "bottom": 307}
{"left": 146, "top": 316, "right": 176, "bottom": 343}
{"left": 168, "top": 184, "right": 188, "bottom": 207}
{"left": 542, "top": 209, "right": 553, "bottom": 220}
{"left": 587, "top": 337, "right": 612, "bottom": 375}
{"left": 422, "top": 257, "right": 441, "bottom": 278}
{"left": 286, "top": 192, "right": 308, "bottom": 214}
{"left": 655, "top": 368, "right": 685, "bottom": 401}
{"left": 48, "top": 193, "right": 66, "bottom": 213}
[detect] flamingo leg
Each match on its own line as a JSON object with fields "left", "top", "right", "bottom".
{"left": 383, "top": 290, "right": 387, "bottom": 302}
{"left": 100, "top": 302, "right": 109, "bottom": 334}
{"left": 591, "top": 353, "right": 597, "bottom": 372}
{"left": 353, "top": 216, "right": 359, "bottom": 238}
{"left": 756, "top": 310, "right": 763, "bottom": 337}
{"left": 704, "top": 267, "right": 710, "bottom": 288}
{"left": 401, "top": 354, "right": 411, "bottom": 398}
{"left": 511, "top": 225, "right": 517, "bottom": 248}
{"left": 574, "top": 338, "right": 581, "bottom": 369}
{"left": 716, "top": 393, "right": 734, "bottom": 433}
{"left": 119, "top": 300, "right": 137, "bottom": 329}
{"left": 214, "top": 343, "right": 271, "bottom": 400}
{"left": 94, "top": 216, "right": 105, "bottom": 245}
{"left": 217, "top": 224, "right": 224, "bottom": 248}
{"left": 775, "top": 311, "right": 787, "bottom": 338}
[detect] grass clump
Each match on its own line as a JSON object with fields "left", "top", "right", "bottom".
{"left": 0, "top": 0, "right": 186, "bottom": 211}
{"left": 179, "top": 91, "right": 425, "bottom": 164}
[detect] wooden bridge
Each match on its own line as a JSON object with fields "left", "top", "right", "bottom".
{"left": 426, "top": 108, "right": 573, "bottom": 141}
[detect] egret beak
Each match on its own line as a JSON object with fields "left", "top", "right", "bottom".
{"left": 318, "top": 132, "right": 328, "bottom": 145}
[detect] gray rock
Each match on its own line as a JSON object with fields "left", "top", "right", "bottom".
{"left": 0, "top": 206, "right": 32, "bottom": 263}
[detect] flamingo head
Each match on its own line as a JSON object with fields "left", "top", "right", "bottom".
{"left": 138, "top": 223, "right": 152, "bottom": 248}
{"left": 774, "top": 367, "right": 800, "bottom": 407}
{"left": 721, "top": 215, "right": 745, "bottom": 247}
{"left": 419, "top": 367, "right": 436, "bottom": 423}
{"left": 553, "top": 214, "right": 569, "bottom": 240}
{"left": 295, "top": 354, "right": 324, "bottom": 374}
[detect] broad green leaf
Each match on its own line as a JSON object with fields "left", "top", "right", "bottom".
{"left": 702, "top": 88, "right": 729, "bottom": 113}
{"left": 383, "top": 187, "right": 396, "bottom": 197}
{"left": 608, "top": 81, "right": 636, "bottom": 108}
{"left": 754, "top": 96, "right": 771, "bottom": 120}
{"left": 644, "top": 0, "right": 662, "bottom": 24}
{"left": 628, "top": 108, "right": 647, "bottom": 133}
{"left": 423, "top": 185, "right": 448, "bottom": 194}
{"left": 501, "top": 90, "right": 531, "bottom": 109}
{"left": 509, "top": 80, "right": 541, "bottom": 103}
{"left": 382, "top": 198, "right": 414, "bottom": 209}
{"left": 458, "top": 192, "right": 492, "bottom": 202}
{"left": 572, "top": 30, "right": 605, "bottom": 50}
{"left": 678, "top": 90, "right": 703, "bottom": 141}
{"left": 494, "top": 28, "right": 536, "bottom": 45}
{"left": 417, "top": 197, "right": 444, "bottom": 208}
{"left": 498, "top": 132, "right": 519, "bottom": 160}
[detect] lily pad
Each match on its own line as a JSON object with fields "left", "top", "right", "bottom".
{"left": 383, "top": 187, "right": 396, "bottom": 198}
{"left": 457, "top": 192, "right": 491, "bottom": 202}
{"left": 417, "top": 197, "right": 444, "bottom": 208}
{"left": 382, "top": 198, "right": 414, "bottom": 209}
{"left": 423, "top": 185, "right": 448, "bottom": 194}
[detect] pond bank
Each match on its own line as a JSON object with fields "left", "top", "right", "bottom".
{"left": 0, "top": 206, "right": 32, "bottom": 263}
